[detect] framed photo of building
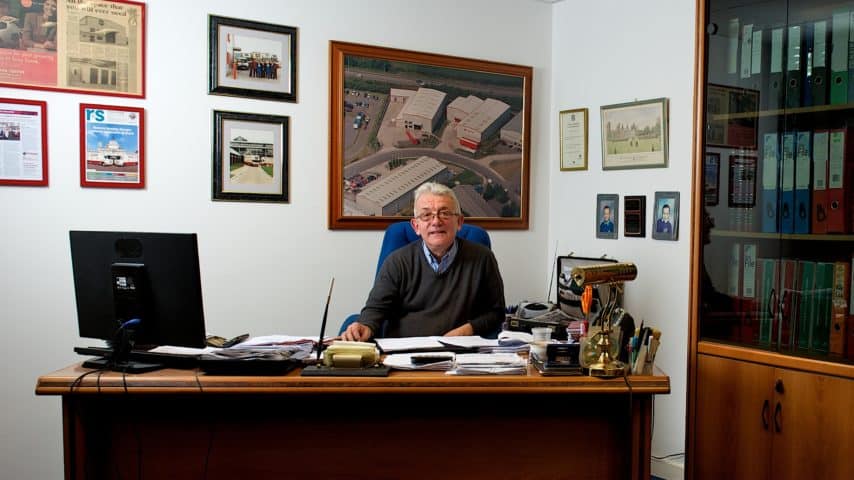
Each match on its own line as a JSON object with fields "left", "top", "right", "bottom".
{"left": 208, "top": 15, "right": 297, "bottom": 102}
{"left": 0, "top": 0, "right": 145, "bottom": 98}
{"left": 0, "top": 98, "right": 48, "bottom": 186}
{"left": 79, "top": 103, "right": 144, "bottom": 188}
{"left": 600, "top": 97, "right": 668, "bottom": 170}
{"left": 212, "top": 110, "right": 289, "bottom": 203}
{"left": 652, "top": 191, "right": 679, "bottom": 241}
{"left": 596, "top": 193, "right": 618, "bottom": 239}
{"left": 328, "top": 41, "right": 533, "bottom": 230}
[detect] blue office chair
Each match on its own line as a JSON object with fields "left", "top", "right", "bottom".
{"left": 339, "top": 221, "right": 492, "bottom": 337}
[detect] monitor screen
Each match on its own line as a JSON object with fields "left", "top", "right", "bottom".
{"left": 69, "top": 231, "right": 206, "bottom": 349}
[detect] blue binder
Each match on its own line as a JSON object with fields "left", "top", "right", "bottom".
{"left": 761, "top": 132, "right": 780, "bottom": 233}
{"left": 780, "top": 133, "right": 796, "bottom": 233}
{"left": 794, "top": 131, "right": 812, "bottom": 233}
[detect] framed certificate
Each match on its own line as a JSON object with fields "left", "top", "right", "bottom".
{"left": 559, "top": 108, "right": 588, "bottom": 171}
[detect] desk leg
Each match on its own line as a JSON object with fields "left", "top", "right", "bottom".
{"left": 630, "top": 396, "right": 653, "bottom": 480}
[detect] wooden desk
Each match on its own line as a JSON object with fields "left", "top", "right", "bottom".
{"left": 36, "top": 363, "right": 669, "bottom": 480}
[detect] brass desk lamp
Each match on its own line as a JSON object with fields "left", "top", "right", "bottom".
{"left": 571, "top": 262, "right": 637, "bottom": 377}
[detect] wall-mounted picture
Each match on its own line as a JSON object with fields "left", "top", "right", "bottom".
{"left": 559, "top": 107, "right": 587, "bottom": 171}
{"left": 596, "top": 193, "right": 619, "bottom": 239}
{"left": 652, "top": 191, "right": 679, "bottom": 241}
{"left": 0, "top": 98, "right": 47, "bottom": 186}
{"left": 79, "top": 104, "right": 144, "bottom": 188}
{"left": 328, "top": 41, "right": 533, "bottom": 230}
{"left": 728, "top": 155, "right": 757, "bottom": 208}
{"left": 0, "top": 0, "right": 145, "bottom": 98}
{"left": 212, "top": 110, "right": 289, "bottom": 203}
{"left": 208, "top": 15, "right": 297, "bottom": 102}
{"left": 624, "top": 195, "right": 646, "bottom": 238}
{"left": 600, "top": 97, "right": 668, "bottom": 170}
{"left": 704, "top": 152, "right": 720, "bottom": 206}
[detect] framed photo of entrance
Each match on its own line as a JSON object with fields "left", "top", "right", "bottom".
{"left": 212, "top": 110, "right": 289, "bottom": 203}
{"left": 79, "top": 103, "right": 144, "bottom": 188}
{"left": 0, "top": 0, "right": 145, "bottom": 98}
{"left": 328, "top": 41, "right": 532, "bottom": 230}
{"left": 208, "top": 15, "right": 297, "bottom": 102}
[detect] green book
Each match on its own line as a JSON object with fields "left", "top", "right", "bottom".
{"left": 758, "top": 258, "right": 778, "bottom": 344}
{"left": 797, "top": 261, "right": 816, "bottom": 350}
{"left": 812, "top": 262, "right": 834, "bottom": 353}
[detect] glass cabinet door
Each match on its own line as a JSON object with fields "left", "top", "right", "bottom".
{"left": 700, "top": 0, "right": 854, "bottom": 365}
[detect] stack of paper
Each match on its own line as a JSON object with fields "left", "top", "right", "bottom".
{"left": 447, "top": 353, "right": 527, "bottom": 375}
{"left": 382, "top": 353, "right": 455, "bottom": 371}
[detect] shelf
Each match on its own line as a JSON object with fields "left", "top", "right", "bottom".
{"left": 709, "top": 229, "right": 854, "bottom": 241}
{"left": 709, "top": 102, "right": 854, "bottom": 121}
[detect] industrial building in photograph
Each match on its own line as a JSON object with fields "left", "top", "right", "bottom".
{"left": 355, "top": 156, "right": 451, "bottom": 216}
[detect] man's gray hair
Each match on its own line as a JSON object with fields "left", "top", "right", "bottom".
{"left": 413, "top": 182, "right": 461, "bottom": 214}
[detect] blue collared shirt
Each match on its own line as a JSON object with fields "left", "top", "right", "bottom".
{"left": 422, "top": 238, "right": 458, "bottom": 274}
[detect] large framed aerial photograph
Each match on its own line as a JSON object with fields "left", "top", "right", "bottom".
{"left": 328, "top": 41, "right": 532, "bottom": 230}
{"left": 0, "top": 98, "right": 48, "bottom": 186}
{"left": 208, "top": 15, "right": 297, "bottom": 102}
{"left": 600, "top": 97, "right": 669, "bottom": 170}
{"left": 212, "top": 110, "right": 289, "bottom": 203}
{"left": 0, "top": 0, "right": 145, "bottom": 98}
{"left": 79, "top": 103, "right": 144, "bottom": 188}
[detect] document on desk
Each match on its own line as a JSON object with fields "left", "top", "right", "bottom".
{"left": 447, "top": 353, "right": 527, "bottom": 375}
{"left": 382, "top": 353, "right": 455, "bottom": 371}
{"left": 149, "top": 345, "right": 217, "bottom": 355}
{"left": 374, "top": 336, "right": 446, "bottom": 353}
{"left": 437, "top": 336, "right": 499, "bottom": 349}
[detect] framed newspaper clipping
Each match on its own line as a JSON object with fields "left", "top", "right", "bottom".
{"left": 0, "top": 0, "right": 145, "bottom": 98}
{"left": 0, "top": 97, "right": 47, "bottom": 186}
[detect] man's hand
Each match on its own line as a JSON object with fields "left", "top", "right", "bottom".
{"left": 444, "top": 323, "right": 474, "bottom": 337}
{"left": 342, "top": 322, "right": 373, "bottom": 341}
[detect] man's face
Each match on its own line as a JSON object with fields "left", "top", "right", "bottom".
{"left": 602, "top": 207, "right": 611, "bottom": 222}
{"left": 662, "top": 206, "right": 671, "bottom": 222}
{"left": 411, "top": 193, "right": 463, "bottom": 255}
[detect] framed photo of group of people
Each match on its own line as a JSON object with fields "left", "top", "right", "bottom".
{"left": 596, "top": 191, "right": 679, "bottom": 241}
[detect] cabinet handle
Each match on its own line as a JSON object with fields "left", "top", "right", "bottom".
{"left": 774, "top": 401, "right": 782, "bottom": 433}
{"left": 761, "top": 399, "right": 770, "bottom": 430}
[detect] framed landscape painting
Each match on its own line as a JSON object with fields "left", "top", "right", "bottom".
{"left": 328, "top": 41, "right": 532, "bottom": 230}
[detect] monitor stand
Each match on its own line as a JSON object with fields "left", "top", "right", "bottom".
{"left": 81, "top": 356, "right": 164, "bottom": 373}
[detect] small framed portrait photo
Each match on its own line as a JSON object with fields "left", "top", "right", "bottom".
{"left": 652, "top": 191, "right": 680, "bottom": 240}
{"left": 596, "top": 193, "right": 619, "bottom": 239}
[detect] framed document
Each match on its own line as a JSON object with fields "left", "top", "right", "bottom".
{"left": 79, "top": 103, "right": 144, "bottom": 188}
{"left": 601, "top": 97, "right": 669, "bottom": 170}
{"left": 0, "top": 97, "right": 47, "bottom": 186}
{"left": 559, "top": 108, "right": 587, "bottom": 171}
{"left": 0, "top": 0, "right": 146, "bottom": 98}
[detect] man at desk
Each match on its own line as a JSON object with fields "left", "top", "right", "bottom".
{"left": 342, "top": 182, "right": 506, "bottom": 341}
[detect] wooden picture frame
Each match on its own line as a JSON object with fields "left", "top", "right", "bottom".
{"left": 208, "top": 15, "right": 297, "bottom": 102}
{"left": 328, "top": 41, "right": 533, "bottom": 230}
{"left": 601, "top": 97, "right": 669, "bottom": 170}
{"left": 624, "top": 195, "right": 646, "bottom": 238}
{"left": 596, "top": 193, "right": 619, "bottom": 239}
{"left": 0, "top": 0, "right": 145, "bottom": 98}
{"left": 212, "top": 110, "right": 289, "bottom": 203}
{"left": 0, "top": 97, "right": 47, "bottom": 186}
{"left": 559, "top": 107, "right": 588, "bottom": 171}
{"left": 79, "top": 103, "right": 144, "bottom": 188}
{"left": 652, "top": 191, "right": 679, "bottom": 241}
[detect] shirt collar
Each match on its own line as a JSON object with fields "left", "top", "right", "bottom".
{"left": 422, "top": 238, "right": 458, "bottom": 274}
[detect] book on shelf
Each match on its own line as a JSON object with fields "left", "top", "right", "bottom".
{"left": 813, "top": 262, "right": 834, "bottom": 354}
{"left": 810, "top": 20, "right": 829, "bottom": 106}
{"left": 794, "top": 131, "right": 812, "bottom": 234}
{"left": 796, "top": 260, "right": 816, "bottom": 351}
{"left": 786, "top": 24, "right": 804, "bottom": 108}
{"left": 829, "top": 261, "right": 849, "bottom": 356}
{"left": 830, "top": 12, "right": 849, "bottom": 105}
{"left": 812, "top": 130, "right": 830, "bottom": 234}
{"left": 827, "top": 129, "right": 849, "bottom": 233}
{"left": 780, "top": 133, "right": 797, "bottom": 234}
{"left": 778, "top": 258, "right": 800, "bottom": 349}
{"left": 757, "top": 257, "right": 780, "bottom": 345}
{"left": 741, "top": 244, "right": 759, "bottom": 343}
{"left": 761, "top": 132, "right": 780, "bottom": 233}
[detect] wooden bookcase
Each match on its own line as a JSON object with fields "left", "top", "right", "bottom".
{"left": 688, "top": 0, "right": 854, "bottom": 478}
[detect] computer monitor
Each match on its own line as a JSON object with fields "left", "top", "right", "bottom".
{"left": 69, "top": 231, "right": 207, "bottom": 370}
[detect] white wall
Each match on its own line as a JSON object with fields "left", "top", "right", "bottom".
{"left": 0, "top": 1, "right": 553, "bottom": 477}
{"left": 549, "top": 0, "right": 696, "bottom": 462}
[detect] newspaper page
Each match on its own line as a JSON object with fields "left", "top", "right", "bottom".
{"left": 58, "top": 0, "right": 142, "bottom": 94}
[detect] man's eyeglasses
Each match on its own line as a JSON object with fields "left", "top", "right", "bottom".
{"left": 415, "top": 210, "right": 459, "bottom": 222}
